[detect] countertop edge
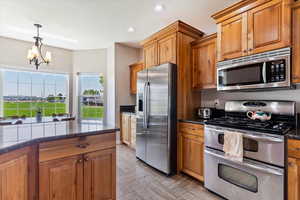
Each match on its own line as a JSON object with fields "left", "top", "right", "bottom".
{"left": 0, "top": 128, "right": 120, "bottom": 155}
{"left": 178, "top": 119, "right": 207, "bottom": 125}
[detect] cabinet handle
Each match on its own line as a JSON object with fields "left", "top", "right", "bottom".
{"left": 243, "top": 50, "right": 247, "bottom": 53}
{"left": 76, "top": 143, "right": 90, "bottom": 149}
{"left": 77, "top": 159, "right": 83, "bottom": 163}
{"left": 249, "top": 48, "right": 253, "bottom": 51}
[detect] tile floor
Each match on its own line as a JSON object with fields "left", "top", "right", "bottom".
{"left": 117, "top": 144, "right": 222, "bottom": 200}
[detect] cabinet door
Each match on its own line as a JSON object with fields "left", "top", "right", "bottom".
{"left": 247, "top": 0, "right": 291, "bottom": 55}
{"left": 84, "top": 148, "right": 116, "bottom": 200}
{"left": 144, "top": 42, "right": 158, "bottom": 68}
{"left": 129, "top": 63, "right": 144, "bottom": 94}
{"left": 158, "top": 33, "right": 177, "bottom": 65}
{"left": 0, "top": 154, "right": 29, "bottom": 200}
{"left": 292, "top": 3, "right": 300, "bottom": 83}
{"left": 217, "top": 13, "right": 248, "bottom": 61}
{"left": 39, "top": 155, "right": 83, "bottom": 200}
{"left": 288, "top": 157, "right": 300, "bottom": 200}
{"left": 181, "top": 134, "right": 204, "bottom": 181}
{"left": 192, "top": 37, "right": 216, "bottom": 89}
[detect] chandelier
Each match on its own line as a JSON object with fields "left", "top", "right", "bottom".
{"left": 27, "top": 24, "right": 52, "bottom": 70}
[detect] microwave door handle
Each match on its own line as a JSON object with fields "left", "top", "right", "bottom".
{"left": 205, "top": 149, "right": 283, "bottom": 176}
{"left": 262, "top": 62, "right": 267, "bottom": 83}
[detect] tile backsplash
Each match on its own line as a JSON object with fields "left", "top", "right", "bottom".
{"left": 201, "top": 85, "right": 300, "bottom": 112}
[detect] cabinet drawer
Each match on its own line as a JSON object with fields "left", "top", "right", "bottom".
{"left": 179, "top": 122, "right": 204, "bottom": 137}
{"left": 288, "top": 139, "right": 300, "bottom": 159}
{"left": 182, "top": 133, "right": 204, "bottom": 143}
{"left": 39, "top": 133, "right": 116, "bottom": 162}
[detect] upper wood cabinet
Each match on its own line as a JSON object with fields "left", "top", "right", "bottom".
{"left": 217, "top": 14, "right": 248, "bottom": 61}
{"left": 292, "top": 1, "right": 300, "bottom": 83}
{"left": 141, "top": 20, "right": 204, "bottom": 119}
{"left": 191, "top": 34, "right": 217, "bottom": 89}
{"left": 212, "top": 0, "right": 292, "bottom": 61}
{"left": 143, "top": 41, "right": 158, "bottom": 68}
{"left": 158, "top": 33, "right": 177, "bottom": 65}
{"left": 129, "top": 62, "right": 144, "bottom": 94}
{"left": 0, "top": 147, "right": 34, "bottom": 200}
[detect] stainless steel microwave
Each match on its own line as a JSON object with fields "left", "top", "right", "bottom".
{"left": 217, "top": 47, "right": 291, "bottom": 91}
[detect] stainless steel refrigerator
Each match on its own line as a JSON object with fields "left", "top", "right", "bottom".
{"left": 136, "top": 63, "right": 177, "bottom": 175}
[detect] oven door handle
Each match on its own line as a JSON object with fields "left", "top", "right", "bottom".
{"left": 243, "top": 134, "right": 283, "bottom": 143}
{"left": 205, "top": 149, "right": 284, "bottom": 176}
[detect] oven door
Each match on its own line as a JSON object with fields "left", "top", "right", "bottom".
{"left": 204, "top": 148, "right": 284, "bottom": 200}
{"left": 205, "top": 125, "right": 285, "bottom": 167}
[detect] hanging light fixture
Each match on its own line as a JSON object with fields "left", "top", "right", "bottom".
{"left": 27, "top": 24, "right": 52, "bottom": 70}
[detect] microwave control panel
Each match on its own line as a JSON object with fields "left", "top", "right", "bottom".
{"left": 268, "top": 59, "right": 286, "bottom": 82}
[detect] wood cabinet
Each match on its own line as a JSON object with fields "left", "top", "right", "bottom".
{"left": 129, "top": 62, "right": 144, "bottom": 94}
{"left": 158, "top": 33, "right": 177, "bottom": 65}
{"left": 292, "top": 1, "right": 300, "bottom": 83}
{"left": 84, "top": 149, "right": 116, "bottom": 200}
{"left": 39, "top": 133, "right": 116, "bottom": 200}
{"left": 143, "top": 41, "right": 158, "bottom": 68}
{"left": 0, "top": 146, "right": 36, "bottom": 200}
{"left": 212, "top": 0, "right": 292, "bottom": 61}
{"left": 178, "top": 122, "right": 204, "bottom": 181}
{"left": 287, "top": 139, "right": 300, "bottom": 200}
{"left": 191, "top": 33, "right": 217, "bottom": 89}
{"left": 39, "top": 155, "right": 84, "bottom": 200}
{"left": 141, "top": 20, "right": 204, "bottom": 119}
{"left": 120, "top": 113, "right": 136, "bottom": 148}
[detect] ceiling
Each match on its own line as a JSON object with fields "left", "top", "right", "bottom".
{"left": 0, "top": 0, "right": 240, "bottom": 50}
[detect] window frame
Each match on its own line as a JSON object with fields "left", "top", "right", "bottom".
{"left": 0, "top": 67, "right": 70, "bottom": 118}
{"left": 77, "top": 73, "right": 105, "bottom": 122}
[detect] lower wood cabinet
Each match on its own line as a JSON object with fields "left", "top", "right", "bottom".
{"left": 40, "top": 148, "right": 116, "bottom": 200}
{"left": 0, "top": 146, "right": 36, "bottom": 200}
{"left": 292, "top": 1, "right": 300, "bottom": 83}
{"left": 178, "top": 122, "right": 204, "bottom": 181}
{"left": 288, "top": 139, "right": 300, "bottom": 200}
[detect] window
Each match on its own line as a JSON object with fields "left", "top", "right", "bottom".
{"left": 0, "top": 69, "right": 69, "bottom": 118}
{"left": 78, "top": 74, "right": 104, "bottom": 122}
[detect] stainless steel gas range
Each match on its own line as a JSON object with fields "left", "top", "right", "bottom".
{"left": 204, "top": 100, "right": 296, "bottom": 200}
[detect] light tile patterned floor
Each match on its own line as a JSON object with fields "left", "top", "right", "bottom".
{"left": 117, "top": 145, "right": 223, "bottom": 200}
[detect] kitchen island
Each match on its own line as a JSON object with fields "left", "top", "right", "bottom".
{"left": 0, "top": 120, "right": 118, "bottom": 200}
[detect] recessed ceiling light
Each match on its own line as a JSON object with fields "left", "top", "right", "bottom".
{"left": 154, "top": 4, "right": 165, "bottom": 12}
{"left": 128, "top": 27, "right": 135, "bottom": 33}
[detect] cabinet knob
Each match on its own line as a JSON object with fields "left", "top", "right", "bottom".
{"left": 84, "top": 157, "right": 89, "bottom": 162}
{"left": 243, "top": 50, "right": 247, "bottom": 53}
{"left": 77, "top": 159, "right": 83, "bottom": 163}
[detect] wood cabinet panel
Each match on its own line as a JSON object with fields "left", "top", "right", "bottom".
{"left": 181, "top": 134, "right": 204, "bottom": 181}
{"left": 144, "top": 42, "right": 158, "bottom": 68}
{"left": 84, "top": 149, "right": 116, "bottom": 200}
{"left": 158, "top": 33, "right": 177, "bottom": 65}
{"left": 192, "top": 34, "right": 217, "bottom": 89}
{"left": 39, "top": 155, "right": 84, "bottom": 200}
{"left": 0, "top": 154, "right": 28, "bottom": 200}
{"left": 247, "top": 0, "right": 291, "bottom": 54}
{"left": 129, "top": 62, "right": 144, "bottom": 94}
{"left": 39, "top": 133, "right": 116, "bottom": 162}
{"left": 217, "top": 13, "right": 248, "bottom": 61}
{"left": 288, "top": 157, "right": 300, "bottom": 200}
{"left": 179, "top": 122, "right": 204, "bottom": 137}
{"left": 292, "top": 2, "right": 300, "bottom": 83}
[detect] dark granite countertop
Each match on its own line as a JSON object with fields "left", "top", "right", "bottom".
{"left": 178, "top": 118, "right": 209, "bottom": 125}
{"left": 286, "top": 128, "right": 300, "bottom": 140}
{"left": 0, "top": 120, "right": 119, "bottom": 155}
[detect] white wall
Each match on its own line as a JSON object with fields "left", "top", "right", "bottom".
{"left": 115, "top": 43, "right": 140, "bottom": 126}
{"left": 201, "top": 86, "right": 300, "bottom": 112}
{"left": 72, "top": 49, "right": 107, "bottom": 119}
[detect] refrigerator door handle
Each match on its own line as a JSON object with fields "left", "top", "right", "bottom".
{"left": 143, "top": 82, "right": 147, "bottom": 128}
{"left": 145, "top": 82, "right": 150, "bottom": 129}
